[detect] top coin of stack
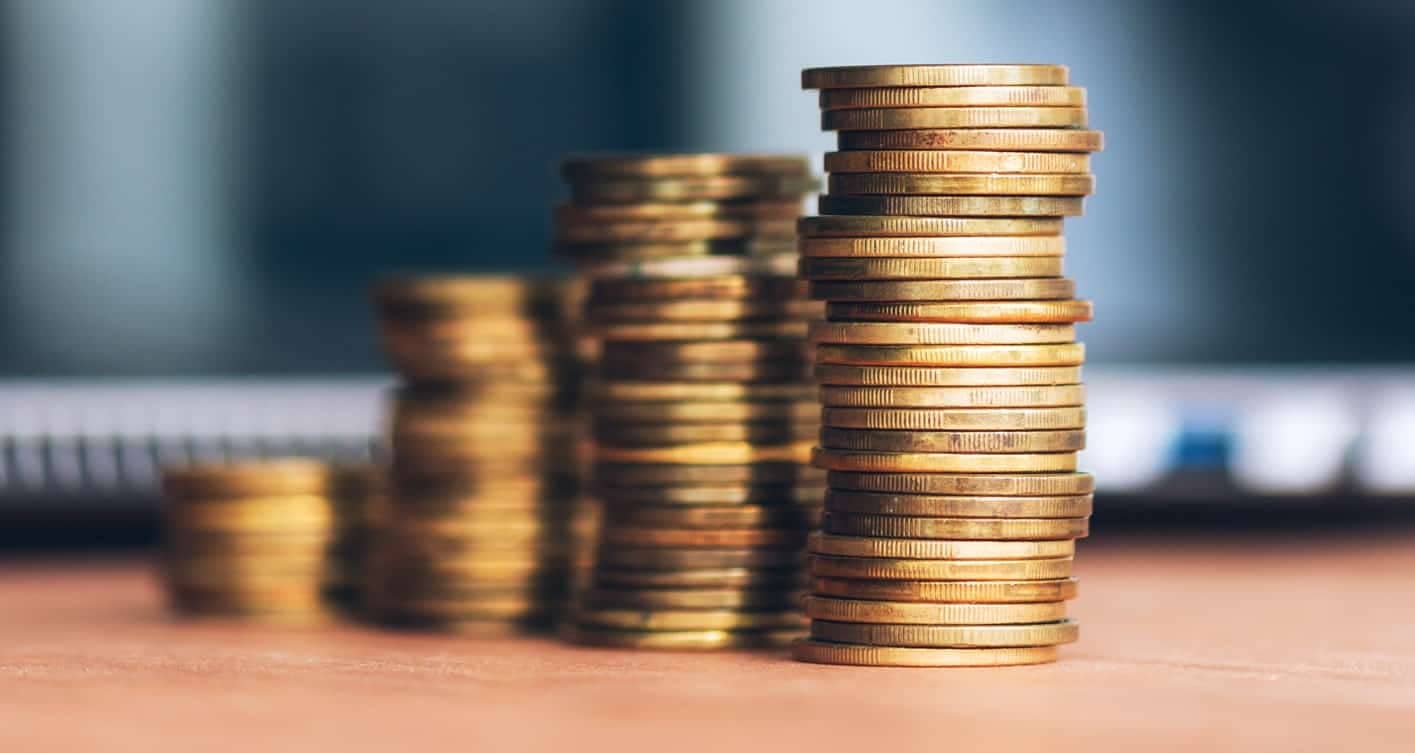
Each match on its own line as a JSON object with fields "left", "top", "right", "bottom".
{"left": 792, "top": 64, "right": 1100, "bottom": 668}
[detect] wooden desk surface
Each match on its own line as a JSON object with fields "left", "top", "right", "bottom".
{"left": 3, "top": 534, "right": 1414, "bottom": 753}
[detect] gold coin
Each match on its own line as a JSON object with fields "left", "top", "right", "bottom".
{"left": 594, "top": 422, "right": 816, "bottom": 446}
{"left": 587, "top": 299, "right": 820, "bottom": 322}
{"left": 593, "top": 483, "right": 824, "bottom": 506}
{"left": 585, "top": 588, "right": 801, "bottom": 610}
{"left": 594, "top": 319, "right": 807, "bottom": 342}
{"left": 809, "top": 554, "right": 1074, "bottom": 580}
{"left": 802, "top": 64, "right": 1069, "bottom": 89}
{"left": 558, "top": 238, "right": 794, "bottom": 262}
{"left": 809, "top": 532, "right": 1074, "bottom": 560}
{"left": 162, "top": 460, "right": 331, "bottom": 499}
{"left": 822, "top": 513, "right": 1088, "bottom": 540}
{"left": 820, "top": 428, "right": 1085, "bottom": 453}
{"left": 584, "top": 252, "right": 795, "bottom": 279}
{"left": 800, "top": 236, "right": 1064, "bottom": 259}
{"left": 815, "top": 343, "right": 1085, "bottom": 367}
{"left": 596, "top": 568, "right": 804, "bottom": 589}
{"left": 577, "top": 608, "right": 805, "bottom": 631}
{"left": 799, "top": 216, "right": 1062, "bottom": 238}
{"left": 167, "top": 509, "right": 332, "bottom": 534}
{"left": 809, "top": 620, "right": 1078, "bottom": 648}
{"left": 596, "top": 547, "right": 803, "bottom": 570}
{"left": 825, "top": 150, "right": 1090, "bottom": 175}
{"left": 818, "top": 195, "right": 1084, "bottom": 217}
{"left": 595, "top": 401, "right": 817, "bottom": 423}
{"left": 591, "top": 382, "right": 814, "bottom": 402}
{"left": 815, "top": 364, "right": 1082, "bottom": 387}
{"left": 561, "top": 153, "right": 809, "bottom": 178}
{"left": 810, "top": 321, "right": 1074, "bottom": 346}
{"left": 569, "top": 174, "right": 818, "bottom": 203}
{"left": 812, "top": 578, "right": 1078, "bottom": 604}
{"left": 604, "top": 504, "right": 816, "bottom": 529}
{"left": 801, "top": 256, "right": 1062, "bottom": 281}
{"left": 838, "top": 128, "right": 1104, "bottom": 152}
{"left": 600, "top": 359, "right": 808, "bottom": 383}
{"left": 594, "top": 462, "right": 819, "bottom": 487}
{"left": 812, "top": 448, "right": 1076, "bottom": 473}
{"left": 599, "top": 527, "right": 806, "bottom": 548}
{"left": 556, "top": 218, "right": 797, "bottom": 244}
{"left": 825, "top": 490, "right": 1092, "bottom": 518}
{"left": 596, "top": 442, "right": 811, "bottom": 465}
{"left": 820, "top": 85, "right": 1086, "bottom": 110}
{"left": 819, "top": 384, "right": 1085, "bottom": 408}
{"left": 590, "top": 275, "right": 802, "bottom": 301}
{"left": 554, "top": 200, "right": 803, "bottom": 223}
{"left": 810, "top": 278, "right": 1074, "bottom": 302}
{"left": 824, "top": 107, "right": 1087, "bottom": 131}
{"left": 828, "top": 471, "right": 1094, "bottom": 497}
{"left": 804, "top": 596, "right": 1066, "bottom": 625}
{"left": 569, "top": 627, "right": 802, "bottom": 650}
{"left": 829, "top": 173, "right": 1094, "bottom": 197}
{"left": 381, "top": 599, "right": 551, "bottom": 621}
{"left": 602, "top": 339, "right": 805, "bottom": 363}
{"left": 793, "top": 640, "right": 1058, "bottom": 667}
{"left": 828, "top": 300, "right": 1092, "bottom": 323}
{"left": 373, "top": 275, "right": 568, "bottom": 315}
{"left": 823, "top": 406, "right": 1085, "bottom": 431}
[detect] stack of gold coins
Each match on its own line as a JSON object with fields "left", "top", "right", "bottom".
{"left": 324, "top": 463, "right": 384, "bottom": 612}
{"left": 369, "top": 276, "right": 586, "bottom": 634}
{"left": 555, "top": 154, "right": 825, "bottom": 650}
{"left": 792, "top": 64, "right": 1101, "bottom": 667}
{"left": 161, "top": 460, "right": 334, "bottom": 624}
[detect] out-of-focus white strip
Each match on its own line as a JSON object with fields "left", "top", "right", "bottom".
{"left": 1231, "top": 390, "right": 1358, "bottom": 495}
{"left": 1357, "top": 391, "right": 1415, "bottom": 494}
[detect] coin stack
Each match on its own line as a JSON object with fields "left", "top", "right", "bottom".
{"left": 793, "top": 65, "right": 1102, "bottom": 667}
{"left": 369, "top": 277, "right": 586, "bottom": 634}
{"left": 554, "top": 154, "right": 825, "bottom": 650}
{"left": 325, "top": 463, "right": 383, "bottom": 612}
{"left": 161, "top": 460, "right": 334, "bottom": 624}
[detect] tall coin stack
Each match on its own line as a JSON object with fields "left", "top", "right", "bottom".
{"left": 370, "top": 277, "right": 585, "bottom": 634}
{"left": 793, "top": 65, "right": 1102, "bottom": 667}
{"left": 162, "top": 460, "right": 334, "bottom": 625}
{"left": 554, "top": 155, "right": 825, "bottom": 650}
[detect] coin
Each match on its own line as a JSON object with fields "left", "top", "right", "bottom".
{"left": 812, "top": 448, "right": 1076, "bottom": 473}
{"left": 594, "top": 462, "right": 818, "bottom": 486}
{"left": 800, "top": 236, "right": 1064, "bottom": 259}
{"left": 793, "top": 640, "right": 1059, "bottom": 667}
{"left": 592, "top": 484, "right": 824, "bottom": 506}
{"left": 809, "top": 278, "right": 1075, "bottom": 302}
{"left": 584, "top": 587, "right": 801, "bottom": 610}
{"left": 809, "top": 532, "right": 1074, "bottom": 560}
{"left": 569, "top": 174, "right": 818, "bottom": 203}
{"left": 600, "top": 527, "right": 806, "bottom": 548}
{"left": 819, "top": 385, "right": 1085, "bottom": 408}
{"left": 583, "top": 253, "right": 795, "bottom": 279}
{"left": 824, "top": 107, "right": 1087, "bottom": 131}
{"left": 812, "top": 578, "right": 1078, "bottom": 604}
{"left": 556, "top": 218, "right": 797, "bottom": 244}
{"left": 599, "top": 359, "right": 808, "bottom": 383}
{"left": 801, "top": 64, "right": 1069, "bottom": 89}
{"left": 601, "top": 339, "right": 805, "bottom": 363}
{"left": 820, "top": 428, "right": 1085, "bottom": 453}
{"left": 591, "top": 382, "right": 814, "bottom": 402}
{"left": 595, "top": 401, "right": 817, "bottom": 423}
{"left": 800, "top": 256, "right": 1063, "bottom": 280}
{"left": 603, "top": 504, "right": 816, "bottom": 529}
{"left": 163, "top": 460, "right": 331, "bottom": 499}
{"left": 593, "top": 422, "right": 816, "bottom": 446}
{"left": 804, "top": 596, "right": 1066, "bottom": 625}
{"left": 559, "top": 239, "right": 795, "bottom": 262}
{"left": 814, "top": 343, "right": 1085, "bottom": 367}
{"left": 822, "top": 513, "right": 1089, "bottom": 540}
{"left": 815, "top": 365, "right": 1082, "bottom": 387}
{"left": 597, "top": 568, "right": 804, "bottom": 589}
{"left": 810, "top": 620, "right": 1078, "bottom": 648}
{"left": 590, "top": 276, "right": 801, "bottom": 301}
{"left": 596, "top": 547, "right": 803, "bottom": 570}
{"left": 818, "top": 195, "right": 1084, "bottom": 217}
{"left": 554, "top": 200, "right": 804, "bottom": 223}
{"left": 798, "top": 216, "right": 1063, "bottom": 238}
{"left": 829, "top": 173, "right": 1095, "bottom": 197}
{"left": 809, "top": 554, "right": 1074, "bottom": 580}
{"left": 577, "top": 608, "right": 805, "bottom": 631}
{"left": 819, "top": 85, "right": 1087, "bottom": 110}
{"left": 587, "top": 299, "right": 819, "bottom": 322}
{"left": 825, "top": 150, "right": 1090, "bottom": 175}
{"left": 593, "top": 319, "right": 807, "bottom": 341}
{"left": 570, "top": 627, "right": 802, "bottom": 650}
{"left": 838, "top": 128, "right": 1104, "bottom": 152}
{"left": 824, "top": 490, "right": 1092, "bottom": 518}
{"left": 562, "top": 154, "right": 809, "bottom": 178}
{"left": 810, "top": 321, "right": 1074, "bottom": 346}
{"left": 827, "top": 471, "right": 1094, "bottom": 497}
{"left": 821, "top": 406, "right": 1084, "bottom": 432}
{"left": 828, "top": 300, "right": 1092, "bottom": 323}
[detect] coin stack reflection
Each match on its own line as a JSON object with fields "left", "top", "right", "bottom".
{"left": 793, "top": 65, "right": 1102, "bottom": 667}
{"left": 370, "top": 277, "right": 586, "bottom": 634}
{"left": 555, "top": 155, "right": 824, "bottom": 650}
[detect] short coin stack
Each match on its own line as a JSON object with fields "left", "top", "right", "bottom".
{"left": 162, "top": 460, "right": 334, "bottom": 624}
{"left": 370, "top": 277, "right": 586, "bottom": 634}
{"left": 555, "top": 154, "right": 825, "bottom": 650}
{"left": 793, "top": 64, "right": 1101, "bottom": 667}
{"left": 325, "top": 463, "right": 383, "bottom": 612}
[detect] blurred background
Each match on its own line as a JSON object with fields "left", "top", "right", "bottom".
{"left": 3, "top": 0, "right": 1414, "bottom": 546}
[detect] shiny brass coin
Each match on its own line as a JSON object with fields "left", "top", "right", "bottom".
{"left": 802, "top": 64, "right": 1069, "bottom": 89}
{"left": 587, "top": 300, "right": 819, "bottom": 322}
{"left": 829, "top": 173, "right": 1094, "bottom": 197}
{"left": 585, "top": 587, "right": 802, "bottom": 610}
{"left": 793, "top": 640, "right": 1058, "bottom": 667}
{"left": 822, "top": 406, "right": 1085, "bottom": 431}
{"left": 812, "top": 447, "right": 1076, "bottom": 473}
{"left": 815, "top": 343, "right": 1085, "bottom": 367}
{"left": 596, "top": 547, "right": 803, "bottom": 571}
{"left": 824, "top": 107, "right": 1086, "bottom": 131}
{"left": 558, "top": 238, "right": 794, "bottom": 262}
{"left": 162, "top": 460, "right": 331, "bottom": 499}
{"left": 594, "top": 319, "right": 807, "bottom": 341}
{"left": 604, "top": 504, "right": 816, "bottom": 529}
{"left": 822, "top": 513, "right": 1088, "bottom": 540}
{"left": 818, "top": 195, "right": 1084, "bottom": 217}
{"left": 810, "top": 321, "right": 1074, "bottom": 346}
{"left": 593, "top": 483, "right": 824, "bottom": 506}
{"left": 590, "top": 275, "right": 802, "bottom": 301}
{"left": 577, "top": 608, "right": 805, "bottom": 631}
{"left": 809, "top": 554, "right": 1074, "bottom": 581}
{"left": 167, "top": 509, "right": 332, "bottom": 534}
{"left": 838, "top": 128, "right": 1104, "bottom": 152}
{"left": 826, "top": 150, "right": 1090, "bottom": 175}
{"left": 556, "top": 218, "right": 796, "bottom": 244}
{"left": 602, "top": 339, "right": 805, "bottom": 363}
{"left": 599, "top": 527, "right": 806, "bottom": 549}
{"left": 804, "top": 596, "right": 1066, "bottom": 625}
{"left": 809, "top": 277, "right": 1074, "bottom": 302}
{"left": 591, "top": 382, "right": 814, "bottom": 402}
{"left": 583, "top": 252, "right": 795, "bottom": 279}
{"left": 819, "top": 384, "right": 1085, "bottom": 408}
{"left": 815, "top": 364, "right": 1081, "bottom": 387}
{"left": 599, "top": 359, "right": 808, "bottom": 383}
{"left": 165, "top": 533, "right": 334, "bottom": 559}
{"left": 828, "top": 471, "right": 1094, "bottom": 497}
{"left": 569, "top": 627, "right": 801, "bottom": 650}
{"left": 809, "top": 532, "right": 1074, "bottom": 560}
{"left": 825, "top": 490, "right": 1092, "bottom": 518}
{"left": 813, "top": 578, "right": 1078, "bottom": 604}
{"left": 373, "top": 275, "right": 570, "bottom": 316}
{"left": 820, "top": 428, "right": 1085, "bottom": 453}
{"left": 596, "top": 442, "right": 812, "bottom": 465}
{"left": 595, "top": 401, "right": 817, "bottom": 423}
{"left": 596, "top": 568, "right": 804, "bottom": 589}
{"left": 562, "top": 153, "right": 809, "bottom": 178}
{"left": 810, "top": 620, "right": 1078, "bottom": 648}
{"left": 820, "top": 85, "right": 1086, "bottom": 110}
{"left": 828, "top": 300, "right": 1092, "bottom": 323}
{"left": 554, "top": 200, "right": 804, "bottom": 223}
{"left": 594, "top": 462, "right": 819, "bottom": 487}
{"left": 801, "top": 256, "right": 1062, "bottom": 281}
{"left": 799, "top": 216, "right": 1062, "bottom": 238}
{"left": 801, "top": 236, "right": 1064, "bottom": 258}
{"left": 593, "top": 421, "right": 816, "bottom": 446}
{"left": 569, "top": 174, "right": 818, "bottom": 203}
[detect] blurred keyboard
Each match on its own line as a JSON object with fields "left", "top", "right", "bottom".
{"left": 1, "top": 369, "right": 1413, "bottom": 509}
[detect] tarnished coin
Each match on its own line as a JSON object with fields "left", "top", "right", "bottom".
{"left": 812, "top": 447, "right": 1077, "bottom": 473}
{"left": 570, "top": 627, "right": 802, "bottom": 650}
{"left": 577, "top": 608, "right": 805, "bottom": 631}
{"left": 824, "top": 490, "right": 1092, "bottom": 518}
{"left": 815, "top": 365, "right": 1082, "bottom": 387}
{"left": 828, "top": 300, "right": 1092, "bottom": 323}
{"left": 818, "top": 195, "right": 1084, "bottom": 217}
{"left": 809, "top": 278, "right": 1074, "bottom": 302}
{"left": 814, "top": 343, "right": 1085, "bottom": 367}
{"left": 799, "top": 216, "right": 1063, "bottom": 238}
{"left": 599, "top": 527, "right": 806, "bottom": 549}
{"left": 793, "top": 641, "right": 1059, "bottom": 667}
{"left": 819, "top": 85, "right": 1086, "bottom": 110}
{"left": 809, "top": 554, "right": 1075, "bottom": 581}
{"left": 584, "top": 587, "right": 801, "bottom": 610}
{"left": 809, "top": 532, "right": 1074, "bottom": 560}
{"left": 800, "top": 236, "right": 1064, "bottom": 258}
{"left": 800, "top": 256, "right": 1063, "bottom": 280}
{"left": 561, "top": 153, "right": 809, "bottom": 178}
{"left": 802, "top": 65, "right": 1069, "bottom": 89}
{"left": 818, "top": 384, "right": 1085, "bottom": 408}
{"left": 838, "top": 128, "right": 1104, "bottom": 152}
{"left": 809, "top": 620, "right": 1078, "bottom": 648}
{"left": 828, "top": 173, "right": 1094, "bottom": 197}
{"left": 804, "top": 596, "right": 1067, "bottom": 625}
{"left": 812, "top": 577, "right": 1078, "bottom": 604}
{"left": 821, "top": 513, "right": 1089, "bottom": 540}
{"left": 597, "top": 547, "right": 803, "bottom": 571}
{"left": 810, "top": 321, "right": 1074, "bottom": 346}
{"left": 819, "top": 427, "right": 1085, "bottom": 453}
